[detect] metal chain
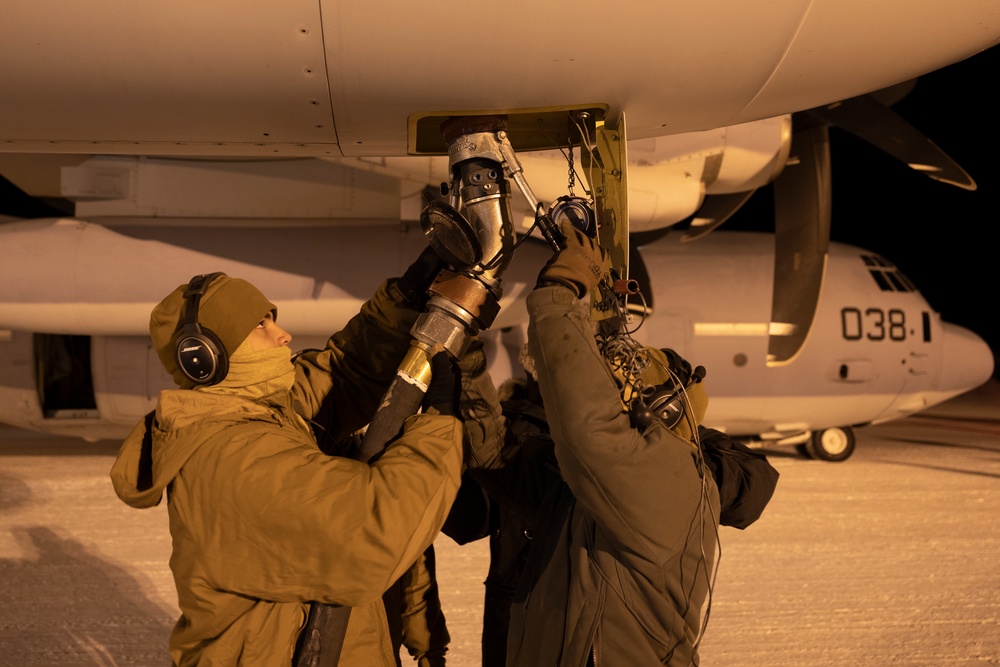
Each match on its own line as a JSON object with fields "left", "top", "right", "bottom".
{"left": 566, "top": 118, "right": 576, "bottom": 196}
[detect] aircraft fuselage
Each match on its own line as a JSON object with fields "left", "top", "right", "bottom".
{"left": 0, "top": 222, "right": 990, "bottom": 448}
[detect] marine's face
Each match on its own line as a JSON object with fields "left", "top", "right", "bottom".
{"left": 246, "top": 312, "right": 292, "bottom": 351}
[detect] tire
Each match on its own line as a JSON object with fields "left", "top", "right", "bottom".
{"left": 805, "top": 426, "right": 856, "bottom": 462}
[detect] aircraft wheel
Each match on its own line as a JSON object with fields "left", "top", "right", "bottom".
{"left": 795, "top": 443, "right": 812, "bottom": 459}
{"left": 805, "top": 426, "right": 856, "bottom": 462}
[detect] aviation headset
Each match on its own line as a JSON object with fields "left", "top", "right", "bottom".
{"left": 174, "top": 272, "right": 229, "bottom": 386}
{"left": 629, "top": 352, "right": 706, "bottom": 431}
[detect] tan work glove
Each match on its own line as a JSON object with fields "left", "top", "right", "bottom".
{"left": 535, "top": 221, "right": 607, "bottom": 298}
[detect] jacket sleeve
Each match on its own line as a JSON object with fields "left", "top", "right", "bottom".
{"left": 396, "top": 545, "right": 450, "bottom": 667}
{"left": 291, "top": 278, "right": 424, "bottom": 445}
{"left": 458, "top": 340, "right": 559, "bottom": 526}
{"left": 526, "top": 285, "right": 709, "bottom": 559}
{"left": 200, "top": 412, "right": 463, "bottom": 608}
{"left": 458, "top": 339, "right": 506, "bottom": 473}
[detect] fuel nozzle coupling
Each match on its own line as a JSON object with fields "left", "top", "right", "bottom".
{"left": 412, "top": 269, "right": 501, "bottom": 358}
{"left": 440, "top": 115, "right": 517, "bottom": 281}
{"left": 410, "top": 115, "right": 518, "bottom": 357}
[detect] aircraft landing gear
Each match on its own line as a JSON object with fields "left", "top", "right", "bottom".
{"left": 799, "top": 426, "right": 856, "bottom": 462}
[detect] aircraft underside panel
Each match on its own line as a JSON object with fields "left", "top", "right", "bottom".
{"left": 1, "top": 2, "right": 998, "bottom": 155}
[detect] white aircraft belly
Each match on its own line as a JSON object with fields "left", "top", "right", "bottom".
{"left": 1, "top": 1, "right": 997, "bottom": 155}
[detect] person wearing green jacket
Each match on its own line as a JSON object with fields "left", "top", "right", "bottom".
{"left": 110, "top": 258, "right": 464, "bottom": 667}
{"left": 459, "top": 223, "right": 721, "bottom": 666}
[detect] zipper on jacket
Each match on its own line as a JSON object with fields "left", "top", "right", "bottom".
{"left": 586, "top": 616, "right": 600, "bottom": 666}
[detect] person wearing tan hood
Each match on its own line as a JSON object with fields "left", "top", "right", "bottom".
{"left": 110, "top": 259, "right": 463, "bottom": 667}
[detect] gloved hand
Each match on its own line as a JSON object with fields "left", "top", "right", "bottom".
{"left": 397, "top": 245, "right": 447, "bottom": 308}
{"left": 535, "top": 221, "right": 607, "bottom": 298}
{"left": 457, "top": 337, "right": 487, "bottom": 378}
{"left": 422, "top": 350, "right": 462, "bottom": 417}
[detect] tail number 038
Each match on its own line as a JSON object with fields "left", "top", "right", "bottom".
{"left": 841, "top": 307, "right": 907, "bottom": 342}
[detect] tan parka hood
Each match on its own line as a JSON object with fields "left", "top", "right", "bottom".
{"left": 110, "top": 391, "right": 275, "bottom": 509}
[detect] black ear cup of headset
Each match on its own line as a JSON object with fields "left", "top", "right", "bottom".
{"left": 630, "top": 383, "right": 685, "bottom": 430}
{"left": 629, "top": 363, "right": 707, "bottom": 430}
{"left": 175, "top": 272, "right": 228, "bottom": 385}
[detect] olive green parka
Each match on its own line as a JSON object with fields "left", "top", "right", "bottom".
{"left": 461, "top": 285, "right": 720, "bottom": 666}
{"left": 111, "top": 279, "right": 463, "bottom": 666}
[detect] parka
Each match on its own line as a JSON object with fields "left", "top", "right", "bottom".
{"left": 110, "top": 279, "right": 463, "bottom": 666}
{"left": 460, "top": 285, "right": 720, "bottom": 666}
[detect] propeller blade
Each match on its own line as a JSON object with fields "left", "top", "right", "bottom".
{"left": 681, "top": 190, "right": 758, "bottom": 242}
{"left": 768, "top": 125, "right": 831, "bottom": 367}
{"left": 805, "top": 93, "right": 975, "bottom": 190}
